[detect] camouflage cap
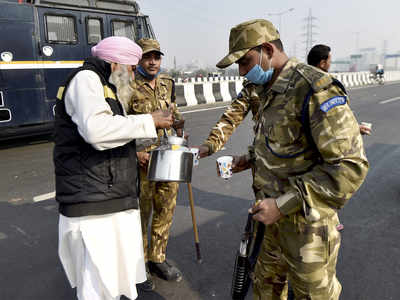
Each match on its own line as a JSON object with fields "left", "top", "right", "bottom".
{"left": 137, "top": 38, "right": 164, "bottom": 56}
{"left": 216, "top": 19, "right": 280, "bottom": 69}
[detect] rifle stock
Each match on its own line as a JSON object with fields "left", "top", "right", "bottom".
{"left": 231, "top": 213, "right": 265, "bottom": 300}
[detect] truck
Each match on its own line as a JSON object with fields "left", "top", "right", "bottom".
{"left": 0, "top": 0, "right": 155, "bottom": 140}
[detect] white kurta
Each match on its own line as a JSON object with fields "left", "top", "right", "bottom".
{"left": 59, "top": 210, "right": 146, "bottom": 300}
{"left": 58, "top": 69, "right": 158, "bottom": 300}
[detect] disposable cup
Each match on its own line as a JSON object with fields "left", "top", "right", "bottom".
{"left": 360, "top": 122, "right": 372, "bottom": 130}
{"left": 189, "top": 148, "right": 200, "bottom": 166}
{"left": 217, "top": 156, "right": 233, "bottom": 179}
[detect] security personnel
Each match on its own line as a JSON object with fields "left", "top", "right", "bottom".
{"left": 127, "top": 38, "right": 184, "bottom": 291}
{"left": 307, "top": 44, "right": 372, "bottom": 136}
{"left": 216, "top": 19, "right": 369, "bottom": 299}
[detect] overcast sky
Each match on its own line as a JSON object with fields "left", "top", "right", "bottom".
{"left": 138, "top": 0, "right": 399, "bottom": 69}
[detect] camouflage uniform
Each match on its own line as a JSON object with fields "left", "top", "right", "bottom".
{"left": 128, "top": 39, "right": 182, "bottom": 263}
{"left": 202, "top": 79, "right": 259, "bottom": 154}
{"left": 216, "top": 20, "right": 369, "bottom": 299}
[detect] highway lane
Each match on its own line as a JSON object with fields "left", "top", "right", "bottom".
{"left": 0, "top": 83, "right": 399, "bottom": 299}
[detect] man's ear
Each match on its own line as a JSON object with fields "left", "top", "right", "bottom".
{"left": 318, "top": 60, "right": 327, "bottom": 71}
{"left": 261, "top": 42, "right": 274, "bottom": 59}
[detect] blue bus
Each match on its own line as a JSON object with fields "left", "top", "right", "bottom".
{"left": 0, "top": 0, "right": 155, "bottom": 140}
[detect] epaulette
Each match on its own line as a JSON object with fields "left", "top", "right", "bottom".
{"left": 158, "top": 73, "right": 174, "bottom": 81}
{"left": 296, "top": 63, "right": 332, "bottom": 92}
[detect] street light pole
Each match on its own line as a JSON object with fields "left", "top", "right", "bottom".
{"left": 268, "top": 8, "right": 294, "bottom": 35}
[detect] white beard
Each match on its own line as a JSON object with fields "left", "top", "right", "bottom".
{"left": 109, "top": 64, "right": 134, "bottom": 112}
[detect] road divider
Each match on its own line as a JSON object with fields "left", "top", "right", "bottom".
{"left": 175, "top": 71, "right": 400, "bottom": 107}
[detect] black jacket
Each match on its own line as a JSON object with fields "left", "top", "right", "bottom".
{"left": 53, "top": 57, "right": 139, "bottom": 217}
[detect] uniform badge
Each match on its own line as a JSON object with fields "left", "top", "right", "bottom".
{"left": 320, "top": 96, "right": 347, "bottom": 112}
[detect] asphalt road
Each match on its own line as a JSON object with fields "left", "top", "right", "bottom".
{"left": 0, "top": 83, "right": 399, "bottom": 300}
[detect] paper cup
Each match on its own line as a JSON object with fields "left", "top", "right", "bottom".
{"left": 189, "top": 148, "right": 199, "bottom": 166}
{"left": 217, "top": 156, "right": 233, "bottom": 179}
{"left": 360, "top": 122, "right": 372, "bottom": 130}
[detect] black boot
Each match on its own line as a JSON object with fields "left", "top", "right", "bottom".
{"left": 148, "top": 260, "right": 182, "bottom": 282}
{"left": 137, "top": 263, "right": 155, "bottom": 292}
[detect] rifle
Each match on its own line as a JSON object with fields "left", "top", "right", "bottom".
{"left": 231, "top": 212, "right": 265, "bottom": 300}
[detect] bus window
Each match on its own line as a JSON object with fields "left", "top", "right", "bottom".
{"left": 86, "top": 18, "right": 103, "bottom": 44}
{"left": 0, "top": 109, "right": 11, "bottom": 123}
{"left": 45, "top": 15, "right": 77, "bottom": 44}
{"left": 111, "top": 20, "right": 135, "bottom": 40}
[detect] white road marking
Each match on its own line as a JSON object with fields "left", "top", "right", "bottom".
{"left": 380, "top": 97, "right": 400, "bottom": 104}
{"left": 181, "top": 105, "right": 229, "bottom": 114}
{"left": 33, "top": 191, "right": 55, "bottom": 202}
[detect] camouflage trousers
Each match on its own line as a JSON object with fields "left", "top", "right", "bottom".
{"left": 253, "top": 212, "right": 342, "bottom": 300}
{"left": 139, "top": 168, "right": 179, "bottom": 263}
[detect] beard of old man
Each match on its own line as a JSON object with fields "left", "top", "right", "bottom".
{"left": 109, "top": 65, "right": 134, "bottom": 112}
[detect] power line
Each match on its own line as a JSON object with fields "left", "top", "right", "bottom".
{"left": 302, "top": 8, "right": 317, "bottom": 61}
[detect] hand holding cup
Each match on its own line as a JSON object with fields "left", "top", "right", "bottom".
{"left": 360, "top": 122, "right": 372, "bottom": 135}
{"left": 216, "top": 156, "right": 233, "bottom": 179}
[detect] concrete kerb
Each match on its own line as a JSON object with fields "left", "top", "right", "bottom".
{"left": 175, "top": 71, "right": 400, "bottom": 108}
{"left": 203, "top": 79, "right": 216, "bottom": 104}
{"left": 220, "top": 81, "right": 232, "bottom": 102}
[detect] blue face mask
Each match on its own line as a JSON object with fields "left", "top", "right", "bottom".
{"left": 137, "top": 65, "right": 161, "bottom": 80}
{"left": 244, "top": 49, "right": 274, "bottom": 85}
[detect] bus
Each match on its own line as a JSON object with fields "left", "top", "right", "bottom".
{"left": 0, "top": 0, "right": 155, "bottom": 140}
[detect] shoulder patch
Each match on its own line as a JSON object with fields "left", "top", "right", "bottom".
{"left": 320, "top": 96, "right": 347, "bottom": 112}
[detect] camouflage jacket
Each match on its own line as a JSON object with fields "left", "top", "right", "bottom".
{"left": 128, "top": 72, "right": 182, "bottom": 152}
{"left": 203, "top": 79, "right": 264, "bottom": 154}
{"left": 252, "top": 58, "right": 369, "bottom": 221}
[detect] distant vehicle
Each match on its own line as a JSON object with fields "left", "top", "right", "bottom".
{"left": 0, "top": 0, "right": 155, "bottom": 140}
{"left": 208, "top": 72, "right": 222, "bottom": 78}
{"left": 369, "top": 64, "right": 385, "bottom": 85}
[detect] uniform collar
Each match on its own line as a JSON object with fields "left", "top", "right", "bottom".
{"left": 270, "top": 58, "right": 299, "bottom": 94}
{"left": 135, "top": 71, "right": 168, "bottom": 88}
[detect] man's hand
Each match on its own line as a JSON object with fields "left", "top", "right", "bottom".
{"left": 151, "top": 110, "right": 173, "bottom": 129}
{"left": 192, "top": 145, "right": 210, "bottom": 158}
{"left": 137, "top": 151, "right": 150, "bottom": 169}
{"left": 359, "top": 124, "right": 371, "bottom": 135}
{"left": 214, "top": 155, "right": 249, "bottom": 177}
{"left": 231, "top": 155, "right": 251, "bottom": 173}
{"left": 173, "top": 119, "right": 185, "bottom": 130}
{"left": 249, "top": 198, "right": 284, "bottom": 225}
{"left": 172, "top": 119, "right": 185, "bottom": 137}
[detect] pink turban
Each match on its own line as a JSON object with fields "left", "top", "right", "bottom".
{"left": 91, "top": 36, "right": 142, "bottom": 65}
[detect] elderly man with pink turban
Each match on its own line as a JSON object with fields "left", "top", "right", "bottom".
{"left": 53, "top": 36, "right": 173, "bottom": 300}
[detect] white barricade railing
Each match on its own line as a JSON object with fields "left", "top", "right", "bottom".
{"left": 175, "top": 71, "right": 400, "bottom": 106}
{"left": 203, "top": 80, "right": 216, "bottom": 104}
{"left": 183, "top": 83, "right": 197, "bottom": 106}
{"left": 220, "top": 81, "right": 232, "bottom": 102}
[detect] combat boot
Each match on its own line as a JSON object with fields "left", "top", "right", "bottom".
{"left": 148, "top": 260, "right": 182, "bottom": 282}
{"left": 136, "top": 263, "right": 155, "bottom": 292}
